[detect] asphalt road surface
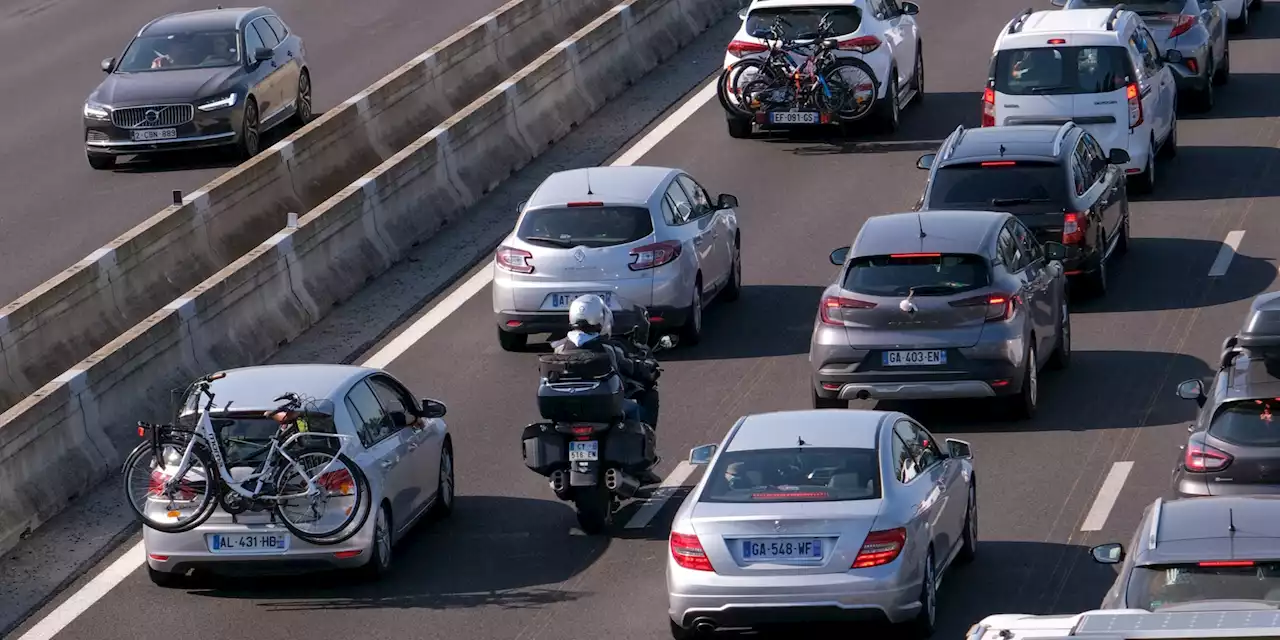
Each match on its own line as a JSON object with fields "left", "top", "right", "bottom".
{"left": 0, "top": 0, "right": 510, "bottom": 305}
{"left": 10, "top": 0, "right": 1280, "bottom": 637}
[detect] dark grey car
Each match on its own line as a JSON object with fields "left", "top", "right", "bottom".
{"left": 83, "top": 7, "right": 311, "bottom": 170}
{"left": 1090, "top": 496, "right": 1280, "bottom": 610}
{"left": 809, "top": 210, "right": 1072, "bottom": 420}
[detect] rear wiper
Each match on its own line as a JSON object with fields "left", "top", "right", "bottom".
{"left": 907, "top": 284, "right": 962, "bottom": 295}
{"left": 991, "top": 197, "right": 1053, "bottom": 206}
{"left": 522, "top": 236, "right": 578, "bottom": 247}
{"left": 1027, "top": 85, "right": 1073, "bottom": 93}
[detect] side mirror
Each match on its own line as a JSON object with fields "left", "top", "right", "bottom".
{"left": 1044, "top": 241, "right": 1069, "bottom": 262}
{"left": 1090, "top": 543, "right": 1125, "bottom": 564}
{"left": 1108, "top": 148, "right": 1131, "bottom": 165}
{"left": 388, "top": 410, "right": 409, "bottom": 428}
{"left": 100, "top": 57, "right": 115, "bottom": 73}
{"left": 689, "top": 443, "right": 718, "bottom": 465}
{"left": 1164, "top": 49, "right": 1184, "bottom": 64}
{"left": 420, "top": 398, "right": 447, "bottom": 419}
{"left": 830, "top": 247, "right": 850, "bottom": 266}
{"left": 901, "top": 1, "right": 920, "bottom": 14}
{"left": 945, "top": 438, "right": 972, "bottom": 459}
{"left": 716, "top": 193, "right": 739, "bottom": 209}
{"left": 254, "top": 47, "right": 273, "bottom": 62}
{"left": 916, "top": 153, "right": 935, "bottom": 170}
{"left": 1049, "top": 0, "right": 1066, "bottom": 6}
{"left": 1176, "top": 379, "right": 1206, "bottom": 407}
{"left": 517, "top": 199, "right": 527, "bottom": 213}
{"left": 737, "top": 7, "right": 748, "bottom": 20}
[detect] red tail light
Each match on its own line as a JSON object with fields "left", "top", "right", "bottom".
{"left": 1062, "top": 212, "right": 1087, "bottom": 245}
{"left": 496, "top": 246, "right": 534, "bottom": 274}
{"left": 950, "top": 293, "right": 1015, "bottom": 322}
{"left": 819, "top": 295, "right": 877, "bottom": 325}
{"left": 567, "top": 201, "right": 604, "bottom": 208}
{"left": 629, "top": 240, "right": 681, "bottom": 271}
{"left": 149, "top": 470, "right": 197, "bottom": 501}
{"left": 670, "top": 532, "right": 715, "bottom": 571}
{"left": 727, "top": 40, "right": 769, "bottom": 57}
{"left": 1184, "top": 440, "right": 1232, "bottom": 472}
{"left": 317, "top": 469, "right": 355, "bottom": 495}
{"left": 1199, "top": 560, "right": 1254, "bottom": 567}
{"left": 837, "top": 35, "right": 882, "bottom": 53}
{"left": 1126, "top": 82, "right": 1143, "bottom": 128}
{"left": 853, "top": 528, "right": 906, "bottom": 568}
{"left": 1169, "top": 14, "right": 1197, "bottom": 38}
{"left": 981, "top": 87, "right": 996, "bottom": 127}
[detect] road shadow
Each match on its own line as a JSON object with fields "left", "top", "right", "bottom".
{"left": 754, "top": 92, "right": 980, "bottom": 155}
{"left": 871, "top": 349, "right": 1210, "bottom": 432}
{"left": 661, "top": 284, "right": 823, "bottom": 361}
{"left": 1180, "top": 74, "right": 1280, "bottom": 120}
{"left": 182, "top": 495, "right": 605, "bottom": 611}
{"left": 1229, "top": 6, "right": 1280, "bottom": 40}
{"left": 107, "top": 116, "right": 310, "bottom": 174}
{"left": 1072, "top": 236, "right": 1275, "bottom": 314}
{"left": 1141, "top": 145, "right": 1280, "bottom": 201}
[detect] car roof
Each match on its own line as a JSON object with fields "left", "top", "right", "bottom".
{"left": 198, "top": 364, "right": 378, "bottom": 412}
{"left": 1140, "top": 496, "right": 1280, "bottom": 564}
{"left": 141, "top": 7, "right": 266, "bottom": 36}
{"left": 998, "top": 8, "right": 1136, "bottom": 49}
{"left": 725, "top": 410, "right": 886, "bottom": 452}
{"left": 524, "top": 166, "right": 677, "bottom": 210}
{"left": 939, "top": 124, "right": 1072, "bottom": 166}
{"left": 852, "top": 210, "right": 1006, "bottom": 258}
{"left": 748, "top": 0, "right": 865, "bottom": 10}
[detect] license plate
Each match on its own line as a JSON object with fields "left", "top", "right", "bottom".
{"left": 547, "top": 292, "right": 611, "bottom": 310}
{"left": 568, "top": 441, "right": 599, "bottom": 462}
{"left": 883, "top": 350, "right": 946, "bottom": 366}
{"left": 206, "top": 533, "right": 291, "bottom": 554}
{"left": 769, "top": 111, "right": 819, "bottom": 124}
{"left": 741, "top": 538, "right": 823, "bottom": 561}
{"left": 131, "top": 128, "right": 177, "bottom": 141}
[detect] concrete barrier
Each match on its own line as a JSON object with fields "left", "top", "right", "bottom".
{"left": 0, "top": 0, "right": 617, "bottom": 415}
{"left": 0, "top": 0, "right": 734, "bottom": 555}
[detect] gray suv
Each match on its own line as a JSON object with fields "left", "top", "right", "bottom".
{"left": 809, "top": 210, "right": 1071, "bottom": 419}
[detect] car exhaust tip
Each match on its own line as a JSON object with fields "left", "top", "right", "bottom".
{"left": 693, "top": 618, "right": 717, "bottom": 633}
{"left": 855, "top": 389, "right": 871, "bottom": 400}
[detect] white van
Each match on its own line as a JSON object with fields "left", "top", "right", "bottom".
{"left": 985, "top": 7, "right": 1178, "bottom": 194}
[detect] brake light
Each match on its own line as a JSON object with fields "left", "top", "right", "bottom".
{"left": 981, "top": 87, "right": 995, "bottom": 127}
{"left": 1184, "top": 440, "right": 1232, "bottom": 472}
{"left": 566, "top": 201, "right": 604, "bottom": 207}
{"left": 1062, "top": 212, "right": 1087, "bottom": 245}
{"left": 820, "top": 295, "right": 877, "bottom": 325}
{"left": 980, "top": 161, "right": 1016, "bottom": 167}
{"left": 837, "top": 35, "right": 882, "bottom": 53}
{"left": 853, "top": 528, "right": 906, "bottom": 568}
{"left": 889, "top": 253, "right": 941, "bottom": 258}
{"left": 727, "top": 40, "right": 769, "bottom": 57}
{"left": 317, "top": 469, "right": 355, "bottom": 495}
{"left": 571, "top": 425, "right": 593, "bottom": 435}
{"left": 1169, "top": 14, "right": 1197, "bottom": 38}
{"left": 149, "top": 470, "right": 197, "bottom": 501}
{"left": 628, "top": 240, "right": 681, "bottom": 270}
{"left": 1199, "top": 560, "right": 1254, "bottom": 567}
{"left": 670, "top": 532, "right": 715, "bottom": 571}
{"left": 496, "top": 246, "right": 534, "bottom": 274}
{"left": 1126, "top": 82, "right": 1143, "bottom": 128}
{"left": 1047, "top": 38, "right": 1066, "bottom": 44}
{"left": 950, "top": 293, "right": 1016, "bottom": 322}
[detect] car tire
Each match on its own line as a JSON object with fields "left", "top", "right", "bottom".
{"left": 1229, "top": 4, "right": 1248, "bottom": 32}
{"left": 498, "top": 328, "right": 526, "bottom": 352}
{"left": 680, "top": 278, "right": 704, "bottom": 346}
{"left": 1193, "top": 66, "right": 1215, "bottom": 112}
{"left": 956, "top": 485, "right": 978, "bottom": 565}
{"left": 429, "top": 438, "right": 455, "bottom": 520}
{"left": 1214, "top": 42, "right": 1230, "bottom": 86}
{"left": 902, "top": 550, "right": 938, "bottom": 639}
{"left": 726, "top": 117, "right": 752, "bottom": 139}
{"left": 1160, "top": 109, "right": 1178, "bottom": 159}
{"left": 813, "top": 389, "right": 847, "bottom": 409}
{"left": 911, "top": 47, "right": 924, "bottom": 106}
{"left": 1085, "top": 229, "right": 1110, "bottom": 298}
{"left": 1048, "top": 302, "right": 1071, "bottom": 371}
{"left": 721, "top": 236, "right": 742, "bottom": 302}
{"left": 1130, "top": 138, "right": 1156, "bottom": 195}
{"left": 873, "top": 70, "right": 901, "bottom": 133}
{"left": 1251, "top": 0, "right": 1262, "bottom": 11}
{"left": 237, "top": 96, "right": 261, "bottom": 160}
{"left": 1115, "top": 203, "right": 1131, "bottom": 256}
{"left": 147, "top": 565, "right": 183, "bottom": 588}
{"left": 353, "top": 503, "right": 393, "bottom": 582}
{"left": 87, "top": 151, "right": 115, "bottom": 171}
{"left": 1004, "top": 345, "right": 1038, "bottom": 420}
{"left": 290, "top": 69, "right": 313, "bottom": 127}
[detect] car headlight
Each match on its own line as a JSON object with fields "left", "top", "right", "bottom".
{"left": 197, "top": 93, "right": 237, "bottom": 112}
{"left": 83, "top": 102, "right": 110, "bottom": 120}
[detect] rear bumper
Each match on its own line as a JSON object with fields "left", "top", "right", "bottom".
{"left": 143, "top": 518, "right": 375, "bottom": 576}
{"left": 811, "top": 352, "right": 1024, "bottom": 401}
{"left": 1172, "top": 468, "right": 1280, "bottom": 498}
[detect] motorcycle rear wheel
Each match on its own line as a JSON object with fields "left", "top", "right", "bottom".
{"left": 573, "top": 483, "right": 613, "bottom": 535}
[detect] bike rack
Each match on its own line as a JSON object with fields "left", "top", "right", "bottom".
{"left": 1105, "top": 4, "right": 1126, "bottom": 30}
{"left": 1007, "top": 8, "right": 1033, "bottom": 34}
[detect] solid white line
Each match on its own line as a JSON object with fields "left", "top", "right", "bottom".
{"left": 611, "top": 78, "right": 717, "bottom": 167}
{"left": 360, "top": 267, "right": 495, "bottom": 368}
{"left": 14, "top": 542, "right": 145, "bottom": 640}
{"left": 624, "top": 461, "right": 698, "bottom": 529}
{"left": 1080, "top": 461, "right": 1134, "bottom": 532}
{"left": 1207, "top": 230, "right": 1245, "bottom": 277}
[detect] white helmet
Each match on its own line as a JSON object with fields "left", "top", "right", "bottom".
{"left": 568, "top": 294, "right": 613, "bottom": 336}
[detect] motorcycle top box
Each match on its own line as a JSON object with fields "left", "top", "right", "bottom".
{"left": 536, "top": 350, "right": 626, "bottom": 424}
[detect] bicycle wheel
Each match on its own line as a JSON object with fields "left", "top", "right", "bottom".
{"left": 717, "top": 59, "right": 769, "bottom": 118}
{"left": 122, "top": 436, "right": 218, "bottom": 533}
{"left": 821, "top": 58, "right": 879, "bottom": 122}
{"left": 273, "top": 449, "right": 371, "bottom": 545}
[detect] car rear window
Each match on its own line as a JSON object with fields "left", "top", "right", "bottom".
{"left": 517, "top": 206, "right": 654, "bottom": 249}
{"left": 701, "top": 447, "right": 880, "bottom": 503}
{"left": 926, "top": 162, "right": 1067, "bottom": 211}
{"left": 843, "top": 254, "right": 991, "bottom": 297}
{"left": 1125, "top": 562, "right": 1280, "bottom": 611}
{"left": 1067, "top": 0, "right": 1186, "bottom": 14}
{"left": 1208, "top": 399, "right": 1280, "bottom": 447}
{"left": 118, "top": 31, "right": 242, "bottom": 72}
{"left": 993, "top": 46, "right": 1135, "bottom": 96}
{"left": 745, "top": 6, "right": 862, "bottom": 40}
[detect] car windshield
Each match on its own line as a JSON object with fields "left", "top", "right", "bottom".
{"left": 926, "top": 162, "right": 1067, "bottom": 212}
{"left": 516, "top": 206, "right": 654, "bottom": 249}
{"left": 1209, "top": 399, "right": 1280, "bottom": 447}
{"left": 744, "top": 6, "right": 862, "bottom": 40}
{"left": 1067, "top": 0, "right": 1186, "bottom": 14}
{"left": 844, "top": 254, "right": 991, "bottom": 297}
{"left": 700, "top": 447, "right": 881, "bottom": 503}
{"left": 117, "top": 31, "right": 241, "bottom": 72}
{"left": 994, "top": 46, "right": 1135, "bottom": 96}
{"left": 1126, "top": 562, "right": 1280, "bottom": 611}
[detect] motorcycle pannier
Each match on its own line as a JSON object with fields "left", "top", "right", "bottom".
{"left": 537, "top": 351, "right": 625, "bottom": 423}
{"left": 521, "top": 423, "right": 567, "bottom": 476}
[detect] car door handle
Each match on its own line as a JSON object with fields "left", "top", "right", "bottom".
{"left": 287, "top": 50, "right": 293, "bottom": 57}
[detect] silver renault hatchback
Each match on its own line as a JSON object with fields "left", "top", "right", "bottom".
{"left": 809, "top": 210, "right": 1071, "bottom": 420}
{"left": 491, "top": 166, "right": 742, "bottom": 350}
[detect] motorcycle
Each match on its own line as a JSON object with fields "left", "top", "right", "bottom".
{"left": 519, "top": 297, "right": 676, "bottom": 534}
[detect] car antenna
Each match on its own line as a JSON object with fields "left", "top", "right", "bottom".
{"left": 797, "top": 436, "right": 807, "bottom": 447}
{"left": 916, "top": 214, "right": 927, "bottom": 239}
{"left": 1229, "top": 507, "right": 1237, "bottom": 534}
{"left": 586, "top": 169, "right": 594, "bottom": 196}
{"left": 999, "top": 144, "right": 1007, "bottom": 157}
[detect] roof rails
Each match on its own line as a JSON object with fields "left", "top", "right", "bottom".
{"left": 1050, "top": 121, "right": 1076, "bottom": 157}
{"left": 1105, "top": 3, "right": 1126, "bottom": 31}
{"left": 1146, "top": 497, "right": 1163, "bottom": 551}
{"left": 942, "top": 124, "right": 966, "bottom": 161}
{"left": 1008, "top": 7, "right": 1034, "bottom": 34}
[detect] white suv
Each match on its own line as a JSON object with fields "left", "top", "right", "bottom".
{"left": 985, "top": 7, "right": 1178, "bottom": 193}
{"left": 724, "top": 0, "right": 924, "bottom": 135}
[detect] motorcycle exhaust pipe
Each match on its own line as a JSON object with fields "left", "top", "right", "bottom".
{"left": 604, "top": 468, "right": 640, "bottom": 498}
{"left": 550, "top": 470, "right": 569, "bottom": 497}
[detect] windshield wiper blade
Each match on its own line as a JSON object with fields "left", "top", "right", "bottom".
{"left": 907, "top": 284, "right": 961, "bottom": 295}
{"left": 522, "top": 236, "right": 578, "bottom": 247}
{"left": 991, "top": 197, "right": 1052, "bottom": 206}
{"left": 1027, "top": 85, "right": 1073, "bottom": 93}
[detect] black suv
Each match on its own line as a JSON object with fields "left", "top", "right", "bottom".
{"left": 915, "top": 123, "right": 1131, "bottom": 297}
{"left": 1172, "top": 292, "right": 1280, "bottom": 498}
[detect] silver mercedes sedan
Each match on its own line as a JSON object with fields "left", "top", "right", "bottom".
{"left": 665, "top": 409, "right": 977, "bottom": 639}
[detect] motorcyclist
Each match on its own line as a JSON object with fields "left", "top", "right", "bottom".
{"left": 553, "top": 294, "right": 660, "bottom": 429}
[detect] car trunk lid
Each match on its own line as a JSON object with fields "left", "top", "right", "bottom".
{"left": 690, "top": 500, "right": 884, "bottom": 576}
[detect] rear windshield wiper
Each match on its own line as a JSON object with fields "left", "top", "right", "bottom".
{"left": 1027, "top": 85, "right": 1074, "bottom": 93}
{"left": 521, "top": 236, "right": 578, "bottom": 247}
{"left": 906, "top": 284, "right": 966, "bottom": 295}
{"left": 991, "top": 197, "right": 1053, "bottom": 206}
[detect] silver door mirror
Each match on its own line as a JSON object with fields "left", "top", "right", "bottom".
{"left": 945, "top": 438, "right": 972, "bottom": 459}
{"left": 1176, "top": 379, "right": 1206, "bottom": 407}
{"left": 737, "top": 7, "right": 749, "bottom": 20}
{"left": 1164, "top": 49, "right": 1184, "bottom": 64}
{"left": 1090, "top": 543, "right": 1125, "bottom": 564}
{"left": 916, "top": 153, "right": 935, "bottom": 170}
{"left": 830, "top": 247, "right": 850, "bottom": 265}
{"left": 689, "top": 443, "right": 717, "bottom": 465}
